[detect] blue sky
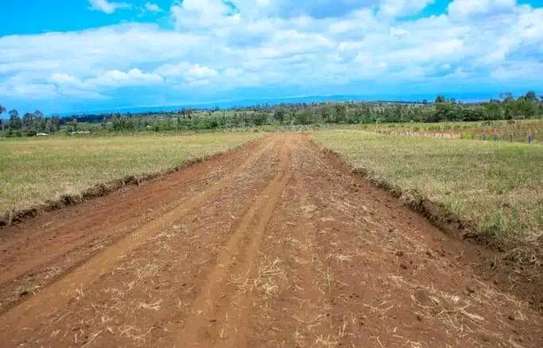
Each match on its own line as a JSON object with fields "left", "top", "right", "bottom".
{"left": 1, "top": 0, "right": 543, "bottom": 114}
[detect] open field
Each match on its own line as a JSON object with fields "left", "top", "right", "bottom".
{"left": 0, "top": 132, "right": 260, "bottom": 218}
{"left": 361, "top": 118, "right": 543, "bottom": 143}
{"left": 0, "top": 133, "right": 541, "bottom": 347}
{"left": 314, "top": 129, "right": 543, "bottom": 242}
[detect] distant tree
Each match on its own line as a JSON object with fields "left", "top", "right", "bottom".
{"left": 46, "top": 116, "right": 61, "bottom": 132}
{"left": 66, "top": 118, "right": 79, "bottom": 132}
{"left": 525, "top": 91, "right": 538, "bottom": 101}
{"left": 320, "top": 106, "right": 332, "bottom": 123}
{"left": 22, "top": 112, "right": 35, "bottom": 130}
{"left": 273, "top": 109, "right": 286, "bottom": 123}
{"left": 294, "top": 110, "right": 312, "bottom": 125}
{"left": 435, "top": 95, "right": 447, "bottom": 103}
{"left": 428, "top": 102, "right": 454, "bottom": 122}
{"left": 8, "top": 110, "right": 22, "bottom": 130}
{"left": 0, "top": 105, "right": 5, "bottom": 132}
{"left": 335, "top": 104, "right": 347, "bottom": 123}
{"left": 252, "top": 112, "right": 268, "bottom": 126}
{"left": 500, "top": 92, "right": 514, "bottom": 102}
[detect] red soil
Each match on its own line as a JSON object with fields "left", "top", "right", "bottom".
{"left": 0, "top": 134, "right": 541, "bottom": 347}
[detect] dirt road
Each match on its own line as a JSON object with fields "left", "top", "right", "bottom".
{"left": 0, "top": 134, "right": 541, "bottom": 347}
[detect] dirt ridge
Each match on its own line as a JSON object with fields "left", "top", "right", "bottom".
{"left": 314, "top": 139, "right": 543, "bottom": 313}
{"left": 0, "top": 137, "right": 264, "bottom": 228}
{"left": 0, "top": 133, "right": 541, "bottom": 347}
{"left": 0, "top": 136, "right": 273, "bottom": 325}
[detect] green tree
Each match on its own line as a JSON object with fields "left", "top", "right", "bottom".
{"left": 435, "top": 95, "right": 447, "bottom": 103}
{"left": 0, "top": 105, "right": 6, "bottom": 132}
{"left": 525, "top": 91, "right": 537, "bottom": 101}
{"left": 8, "top": 110, "right": 22, "bottom": 130}
{"left": 335, "top": 104, "right": 347, "bottom": 123}
{"left": 294, "top": 110, "right": 312, "bottom": 125}
{"left": 22, "top": 112, "right": 35, "bottom": 131}
{"left": 273, "top": 109, "right": 286, "bottom": 123}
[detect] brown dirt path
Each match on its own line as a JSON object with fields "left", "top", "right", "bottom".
{"left": 0, "top": 133, "right": 541, "bottom": 347}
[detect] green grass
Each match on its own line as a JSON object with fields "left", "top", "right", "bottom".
{"left": 0, "top": 132, "right": 259, "bottom": 215}
{"left": 314, "top": 129, "right": 543, "bottom": 242}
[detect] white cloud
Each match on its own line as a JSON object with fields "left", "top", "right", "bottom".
{"left": 89, "top": 0, "right": 130, "bottom": 14}
{"left": 379, "top": 0, "right": 434, "bottom": 18}
{"left": 155, "top": 62, "right": 218, "bottom": 85}
{"left": 448, "top": 0, "right": 516, "bottom": 18}
{"left": 88, "top": 69, "right": 163, "bottom": 88}
{"left": 144, "top": 2, "right": 162, "bottom": 13}
{"left": 1, "top": 0, "right": 542, "bottom": 107}
{"left": 48, "top": 69, "right": 162, "bottom": 99}
{"left": 171, "top": 0, "right": 240, "bottom": 30}
{"left": 187, "top": 65, "right": 218, "bottom": 79}
{"left": 389, "top": 27, "right": 410, "bottom": 38}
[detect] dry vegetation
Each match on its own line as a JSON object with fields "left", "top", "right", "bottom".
{"left": 0, "top": 132, "right": 259, "bottom": 216}
{"left": 362, "top": 119, "right": 543, "bottom": 143}
{"left": 314, "top": 129, "right": 543, "bottom": 242}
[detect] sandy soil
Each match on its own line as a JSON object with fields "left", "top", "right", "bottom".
{"left": 0, "top": 134, "right": 541, "bottom": 347}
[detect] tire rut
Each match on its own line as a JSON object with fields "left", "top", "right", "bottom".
{"left": 0, "top": 136, "right": 277, "bottom": 341}
{"left": 173, "top": 137, "right": 294, "bottom": 348}
{"left": 1, "top": 133, "right": 543, "bottom": 348}
{"left": 245, "top": 136, "right": 336, "bottom": 347}
{"left": 0, "top": 138, "right": 268, "bottom": 315}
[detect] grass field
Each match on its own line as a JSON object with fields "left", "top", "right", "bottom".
{"left": 360, "top": 119, "right": 543, "bottom": 143}
{"left": 314, "top": 129, "right": 543, "bottom": 242}
{"left": 0, "top": 132, "right": 259, "bottom": 216}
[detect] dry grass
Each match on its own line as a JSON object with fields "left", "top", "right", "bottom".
{"left": 0, "top": 132, "right": 259, "bottom": 217}
{"left": 314, "top": 129, "right": 543, "bottom": 242}
{"left": 253, "top": 257, "right": 286, "bottom": 299}
{"left": 361, "top": 119, "right": 543, "bottom": 144}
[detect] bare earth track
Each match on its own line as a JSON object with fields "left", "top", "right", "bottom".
{"left": 0, "top": 134, "right": 541, "bottom": 347}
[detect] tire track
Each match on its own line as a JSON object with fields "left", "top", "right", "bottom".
{"left": 289, "top": 176, "right": 334, "bottom": 346}
{"left": 0, "top": 136, "right": 277, "bottom": 341}
{"left": 244, "top": 137, "right": 335, "bottom": 347}
{"left": 1, "top": 133, "right": 543, "bottom": 347}
{"left": 173, "top": 136, "right": 294, "bottom": 348}
{"left": 0, "top": 138, "right": 267, "bottom": 316}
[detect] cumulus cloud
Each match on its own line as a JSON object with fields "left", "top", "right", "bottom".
{"left": 155, "top": 62, "right": 218, "bottom": 86}
{"left": 144, "top": 2, "right": 162, "bottom": 13}
{"left": 379, "top": 0, "right": 434, "bottom": 18}
{"left": 448, "top": 0, "right": 517, "bottom": 18}
{"left": 88, "top": 69, "right": 163, "bottom": 88}
{"left": 89, "top": 0, "right": 130, "bottom": 14}
{"left": 1, "top": 0, "right": 542, "bottom": 110}
{"left": 171, "top": 0, "right": 241, "bottom": 30}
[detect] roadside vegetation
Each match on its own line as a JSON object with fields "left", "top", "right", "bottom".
{"left": 363, "top": 119, "right": 543, "bottom": 144}
{"left": 0, "top": 93, "right": 541, "bottom": 237}
{"left": 314, "top": 129, "right": 543, "bottom": 243}
{"left": 0, "top": 132, "right": 259, "bottom": 218}
{"left": 0, "top": 92, "right": 541, "bottom": 137}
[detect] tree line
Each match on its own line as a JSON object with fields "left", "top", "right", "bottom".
{"left": 0, "top": 107, "right": 61, "bottom": 136}
{"left": 1, "top": 92, "right": 542, "bottom": 135}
